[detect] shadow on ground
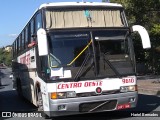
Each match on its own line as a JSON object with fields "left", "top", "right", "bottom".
{"left": 0, "top": 70, "right": 5, "bottom": 79}
{"left": 0, "top": 90, "right": 37, "bottom": 112}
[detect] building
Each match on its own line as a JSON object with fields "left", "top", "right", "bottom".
{"left": 4, "top": 45, "right": 12, "bottom": 52}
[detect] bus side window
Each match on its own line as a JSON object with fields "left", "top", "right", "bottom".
{"left": 17, "top": 38, "right": 19, "bottom": 54}
{"left": 22, "top": 31, "right": 25, "bottom": 50}
{"left": 25, "top": 27, "right": 29, "bottom": 48}
{"left": 35, "top": 12, "right": 42, "bottom": 32}
{"left": 15, "top": 40, "right": 17, "bottom": 56}
{"left": 12, "top": 42, "right": 15, "bottom": 58}
{"left": 19, "top": 35, "right": 22, "bottom": 52}
{"left": 30, "top": 18, "right": 35, "bottom": 42}
{"left": 14, "top": 42, "right": 16, "bottom": 57}
{"left": 28, "top": 23, "right": 31, "bottom": 45}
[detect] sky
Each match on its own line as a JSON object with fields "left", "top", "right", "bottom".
{"left": 0, "top": 0, "right": 102, "bottom": 48}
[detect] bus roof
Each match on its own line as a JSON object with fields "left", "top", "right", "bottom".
{"left": 39, "top": 2, "right": 123, "bottom": 9}
{"left": 13, "top": 2, "right": 123, "bottom": 44}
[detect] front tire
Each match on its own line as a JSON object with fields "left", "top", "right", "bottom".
{"left": 0, "top": 78, "right": 2, "bottom": 86}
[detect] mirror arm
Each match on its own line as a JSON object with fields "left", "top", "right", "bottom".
{"left": 131, "top": 25, "right": 151, "bottom": 49}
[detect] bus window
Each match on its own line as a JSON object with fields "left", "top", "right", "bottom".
{"left": 17, "top": 38, "right": 19, "bottom": 54}
{"left": 22, "top": 31, "right": 25, "bottom": 50}
{"left": 28, "top": 23, "right": 31, "bottom": 45}
{"left": 14, "top": 42, "right": 16, "bottom": 56}
{"left": 25, "top": 27, "right": 28, "bottom": 48}
{"left": 35, "top": 12, "right": 42, "bottom": 31}
{"left": 12, "top": 42, "right": 15, "bottom": 58}
{"left": 30, "top": 19, "right": 35, "bottom": 42}
{"left": 14, "top": 41, "right": 16, "bottom": 56}
{"left": 19, "top": 35, "right": 22, "bottom": 52}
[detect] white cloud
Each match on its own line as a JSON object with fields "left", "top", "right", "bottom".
{"left": 8, "top": 34, "right": 17, "bottom": 37}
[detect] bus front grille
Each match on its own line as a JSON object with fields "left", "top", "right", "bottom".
{"left": 79, "top": 100, "right": 117, "bottom": 112}
{"left": 77, "top": 90, "right": 120, "bottom": 97}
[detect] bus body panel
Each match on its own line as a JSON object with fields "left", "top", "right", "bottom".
{"left": 47, "top": 76, "right": 136, "bottom": 93}
{"left": 42, "top": 76, "right": 137, "bottom": 116}
{"left": 36, "top": 77, "right": 50, "bottom": 111}
{"left": 15, "top": 48, "right": 37, "bottom": 104}
{"left": 47, "top": 92, "right": 138, "bottom": 116}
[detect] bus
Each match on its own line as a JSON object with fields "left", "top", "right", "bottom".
{"left": 12, "top": 2, "right": 151, "bottom": 117}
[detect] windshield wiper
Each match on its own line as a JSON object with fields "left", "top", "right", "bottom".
{"left": 74, "top": 33, "right": 98, "bottom": 81}
{"left": 74, "top": 53, "right": 91, "bottom": 81}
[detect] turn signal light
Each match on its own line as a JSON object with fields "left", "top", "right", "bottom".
{"left": 51, "top": 92, "right": 57, "bottom": 99}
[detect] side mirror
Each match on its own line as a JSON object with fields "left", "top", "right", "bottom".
{"left": 132, "top": 25, "right": 151, "bottom": 49}
{"left": 37, "top": 28, "right": 49, "bottom": 56}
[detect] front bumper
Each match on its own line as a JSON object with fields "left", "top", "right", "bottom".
{"left": 45, "top": 92, "right": 138, "bottom": 117}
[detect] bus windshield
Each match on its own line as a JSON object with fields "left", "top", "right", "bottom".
{"left": 48, "top": 30, "right": 135, "bottom": 79}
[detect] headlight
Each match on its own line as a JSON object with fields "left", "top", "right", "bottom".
{"left": 57, "top": 92, "right": 67, "bottom": 99}
{"left": 66, "top": 91, "right": 76, "bottom": 98}
{"left": 50, "top": 91, "right": 76, "bottom": 99}
{"left": 120, "top": 85, "right": 137, "bottom": 92}
{"left": 128, "top": 85, "right": 137, "bottom": 91}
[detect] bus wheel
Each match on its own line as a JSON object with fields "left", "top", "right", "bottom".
{"left": 17, "top": 80, "right": 23, "bottom": 97}
{"left": 0, "top": 78, "right": 2, "bottom": 86}
{"left": 37, "top": 92, "right": 44, "bottom": 111}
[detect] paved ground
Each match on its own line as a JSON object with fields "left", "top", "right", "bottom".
{"left": 137, "top": 75, "right": 160, "bottom": 96}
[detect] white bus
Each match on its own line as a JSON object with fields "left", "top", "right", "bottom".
{"left": 12, "top": 2, "right": 151, "bottom": 117}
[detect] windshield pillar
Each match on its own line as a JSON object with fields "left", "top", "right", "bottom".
{"left": 90, "top": 31, "right": 98, "bottom": 76}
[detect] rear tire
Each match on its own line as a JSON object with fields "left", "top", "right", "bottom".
{"left": 0, "top": 78, "right": 2, "bottom": 86}
{"left": 17, "top": 80, "right": 23, "bottom": 97}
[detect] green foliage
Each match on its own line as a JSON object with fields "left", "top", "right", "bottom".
{"left": 0, "top": 48, "right": 12, "bottom": 66}
{"left": 150, "top": 24, "right": 160, "bottom": 36}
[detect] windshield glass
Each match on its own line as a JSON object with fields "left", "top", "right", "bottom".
{"left": 48, "top": 29, "right": 135, "bottom": 79}
{"left": 48, "top": 31, "right": 90, "bottom": 67}
{"left": 93, "top": 30, "right": 128, "bottom": 55}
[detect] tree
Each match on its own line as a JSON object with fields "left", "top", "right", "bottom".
{"left": 102, "top": 0, "right": 111, "bottom": 2}
{"left": 0, "top": 48, "right": 12, "bottom": 66}
{"left": 103, "top": 0, "right": 160, "bottom": 74}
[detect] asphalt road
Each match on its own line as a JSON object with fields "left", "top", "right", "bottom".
{"left": 0, "top": 68, "right": 160, "bottom": 120}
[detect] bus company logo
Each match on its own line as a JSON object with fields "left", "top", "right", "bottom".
{"left": 57, "top": 81, "right": 103, "bottom": 89}
{"left": 2, "top": 112, "right": 11, "bottom": 117}
{"left": 95, "top": 87, "right": 102, "bottom": 94}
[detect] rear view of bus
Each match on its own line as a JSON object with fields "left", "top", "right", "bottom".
{"left": 12, "top": 2, "right": 151, "bottom": 117}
